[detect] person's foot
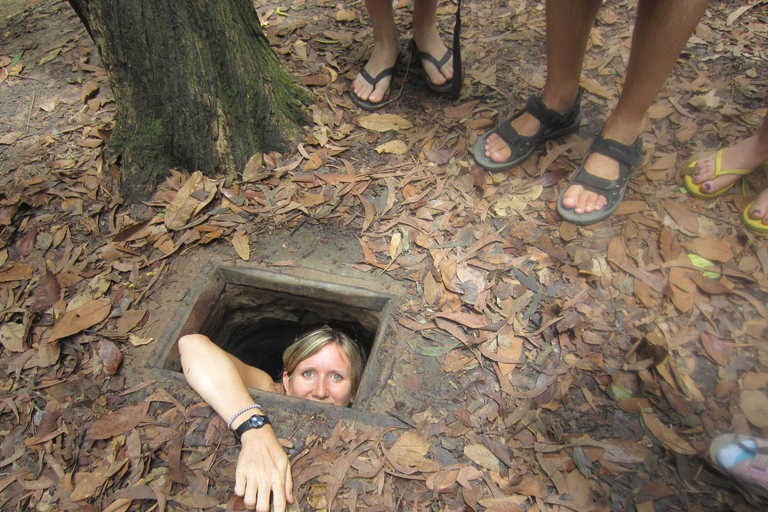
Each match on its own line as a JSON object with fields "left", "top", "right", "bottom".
{"left": 710, "top": 434, "right": 768, "bottom": 495}
{"left": 688, "top": 135, "right": 768, "bottom": 195}
{"left": 483, "top": 91, "right": 578, "bottom": 164}
{"left": 744, "top": 187, "right": 768, "bottom": 230}
{"left": 412, "top": 26, "right": 453, "bottom": 88}
{"left": 351, "top": 42, "right": 400, "bottom": 105}
{"left": 559, "top": 122, "right": 641, "bottom": 215}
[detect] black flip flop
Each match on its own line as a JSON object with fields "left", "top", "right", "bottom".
{"left": 409, "top": 39, "right": 464, "bottom": 94}
{"left": 349, "top": 65, "right": 395, "bottom": 110}
{"left": 556, "top": 135, "right": 643, "bottom": 225}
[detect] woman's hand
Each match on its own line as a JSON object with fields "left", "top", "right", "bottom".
{"left": 235, "top": 427, "right": 294, "bottom": 512}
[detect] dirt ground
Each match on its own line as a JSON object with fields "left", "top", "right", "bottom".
{"left": 2, "top": 0, "right": 768, "bottom": 511}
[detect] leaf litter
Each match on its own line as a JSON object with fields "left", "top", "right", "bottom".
{"left": 1, "top": 0, "right": 768, "bottom": 511}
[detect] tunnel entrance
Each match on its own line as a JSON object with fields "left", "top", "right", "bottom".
{"left": 155, "top": 267, "right": 397, "bottom": 408}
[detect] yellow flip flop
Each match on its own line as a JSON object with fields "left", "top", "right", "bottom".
{"left": 683, "top": 149, "right": 752, "bottom": 199}
{"left": 742, "top": 199, "right": 768, "bottom": 234}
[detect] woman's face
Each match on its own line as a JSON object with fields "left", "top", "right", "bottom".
{"left": 282, "top": 343, "right": 354, "bottom": 407}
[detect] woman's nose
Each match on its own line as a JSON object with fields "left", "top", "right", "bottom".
{"left": 313, "top": 379, "right": 329, "bottom": 398}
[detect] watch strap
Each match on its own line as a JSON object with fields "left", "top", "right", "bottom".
{"left": 234, "top": 414, "right": 271, "bottom": 442}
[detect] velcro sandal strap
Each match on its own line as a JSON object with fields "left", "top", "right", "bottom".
{"left": 526, "top": 95, "right": 559, "bottom": 126}
{"left": 497, "top": 120, "right": 522, "bottom": 146}
{"left": 591, "top": 135, "right": 643, "bottom": 168}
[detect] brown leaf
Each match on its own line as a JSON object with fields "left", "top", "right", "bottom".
{"left": 740, "top": 390, "right": 768, "bottom": 428}
{"left": 580, "top": 77, "right": 612, "bottom": 98}
{"left": 164, "top": 171, "right": 217, "bottom": 230}
{"left": 98, "top": 340, "right": 123, "bottom": 374}
{"left": 49, "top": 299, "right": 112, "bottom": 342}
{"left": 112, "top": 218, "right": 155, "bottom": 242}
{"left": 689, "top": 273, "right": 731, "bottom": 295}
{"left": 641, "top": 411, "right": 696, "bottom": 455}
{"left": 444, "top": 100, "right": 480, "bottom": 120}
{"left": 0, "top": 263, "right": 33, "bottom": 282}
{"left": 70, "top": 459, "right": 128, "bottom": 501}
{"left": 743, "top": 372, "right": 768, "bottom": 391}
{"left": 607, "top": 236, "right": 625, "bottom": 265}
{"left": 435, "top": 310, "right": 487, "bottom": 329}
{"left": 299, "top": 73, "right": 332, "bottom": 86}
{"left": 663, "top": 201, "right": 699, "bottom": 234}
{"left": 614, "top": 200, "right": 646, "bottom": 215}
{"left": 232, "top": 232, "right": 250, "bottom": 261}
{"left": 681, "top": 238, "right": 733, "bottom": 263}
{"left": 0, "top": 132, "right": 22, "bottom": 145}
{"left": 18, "top": 228, "right": 36, "bottom": 257}
{"left": 30, "top": 270, "right": 61, "bottom": 313}
{"left": 88, "top": 402, "right": 150, "bottom": 440}
{"left": 664, "top": 283, "right": 694, "bottom": 312}
{"left": 424, "top": 272, "right": 437, "bottom": 305}
{"left": 659, "top": 227, "right": 682, "bottom": 262}
{"left": 115, "top": 309, "right": 148, "bottom": 334}
{"left": 464, "top": 443, "right": 501, "bottom": 472}
{"left": 0, "top": 323, "right": 25, "bottom": 352}
{"left": 700, "top": 333, "right": 727, "bottom": 366}
{"left": 81, "top": 80, "right": 99, "bottom": 103}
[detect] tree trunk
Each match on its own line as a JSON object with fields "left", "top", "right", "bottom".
{"left": 67, "top": 0, "right": 310, "bottom": 201}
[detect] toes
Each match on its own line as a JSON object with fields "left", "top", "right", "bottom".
{"left": 749, "top": 189, "right": 768, "bottom": 222}
{"left": 484, "top": 134, "right": 511, "bottom": 163}
{"left": 562, "top": 185, "right": 582, "bottom": 209}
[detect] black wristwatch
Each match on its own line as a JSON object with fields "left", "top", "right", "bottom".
{"left": 234, "top": 414, "right": 271, "bottom": 442}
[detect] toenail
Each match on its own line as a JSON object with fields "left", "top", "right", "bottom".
{"left": 753, "top": 210, "right": 762, "bottom": 216}
{"left": 704, "top": 184, "right": 710, "bottom": 191}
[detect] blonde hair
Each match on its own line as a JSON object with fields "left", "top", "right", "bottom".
{"left": 283, "top": 326, "right": 365, "bottom": 392}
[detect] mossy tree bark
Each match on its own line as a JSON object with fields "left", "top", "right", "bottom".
{"left": 67, "top": 0, "right": 310, "bottom": 201}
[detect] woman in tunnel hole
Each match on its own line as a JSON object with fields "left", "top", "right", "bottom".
{"left": 179, "top": 325, "right": 365, "bottom": 512}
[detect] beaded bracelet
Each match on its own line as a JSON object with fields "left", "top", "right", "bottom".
{"left": 227, "top": 404, "right": 262, "bottom": 430}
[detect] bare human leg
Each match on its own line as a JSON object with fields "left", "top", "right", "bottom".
{"left": 560, "top": 0, "right": 711, "bottom": 216}
{"left": 351, "top": 0, "right": 399, "bottom": 105}
{"left": 412, "top": 0, "right": 454, "bottom": 87}
{"left": 483, "top": 0, "right": 601, "bottom": 164}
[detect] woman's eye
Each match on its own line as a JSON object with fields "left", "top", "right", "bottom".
{"left": 302, "top": 371, "right": 313, "bottom": 378}
{"left": 330, "top": 374, "right": 343, "bottom": 381}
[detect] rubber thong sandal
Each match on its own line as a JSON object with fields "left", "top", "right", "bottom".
{"left": 709, "top": 434, "right": 768, "bottom": 504}
{"left": 408, "top": 39, "right": 464, "bottom": 94}
{"left": 349, "top": 62, "right": 397, "bottom": 110}
{"left": 683, "top": 149, "right": 753, "bottom": 199}
{"left": 742, "top": 199, "right": 768, "bottom": 234}
{"left": 556, "top": 135, "right": 643, "bottom": 226}
{"left": 472, "top": 88, "right": 582, "bottom": 172}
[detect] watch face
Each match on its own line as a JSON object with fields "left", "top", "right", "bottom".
{"left": 249, "top": 415, "right": 266, "bottom": 428}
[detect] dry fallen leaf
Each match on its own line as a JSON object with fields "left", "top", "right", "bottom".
{"left": 0, "top": 132, "right": 22, "bottom": 145}
{"left": 232, "top": 232, "right": 251, "bottom": 261}
{"left": 99, "top": 339, "right": 123, "bottom": 374}
{"left": 681, "top": 239, "right": 733, "bottom": 263}
{"left": 357, "top": 113, "right": 413, "bottom": 132}
{"left": 49, "top": 299, "right": 112, "bottom": 342}
{"left": 164, "top": 171, "right": 217, "bottom": 230}
{"left": 88, "top": 402, "right": 150, "bottom": 440}
{"left": 0, "top": 322, "right": 25, "bottom": 352}
{"left": 740, "top": 390, "right": 768, "bottom": 428}
{"left": 375, "top": 140, "right": 408, "bottom": 154}
{"left": 641, "top": 411, "right": 696, "bottom": 455}
{"left": 464, "top": 443, "right": 501, "bottom": 472}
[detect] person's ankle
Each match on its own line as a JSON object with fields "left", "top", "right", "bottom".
{"left": 540, "top": 87, "right": 580, "bottom": 114}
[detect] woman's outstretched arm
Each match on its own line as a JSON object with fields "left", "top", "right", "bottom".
{"left": 179, "top": 334, "right": 294, "bottom": 512}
